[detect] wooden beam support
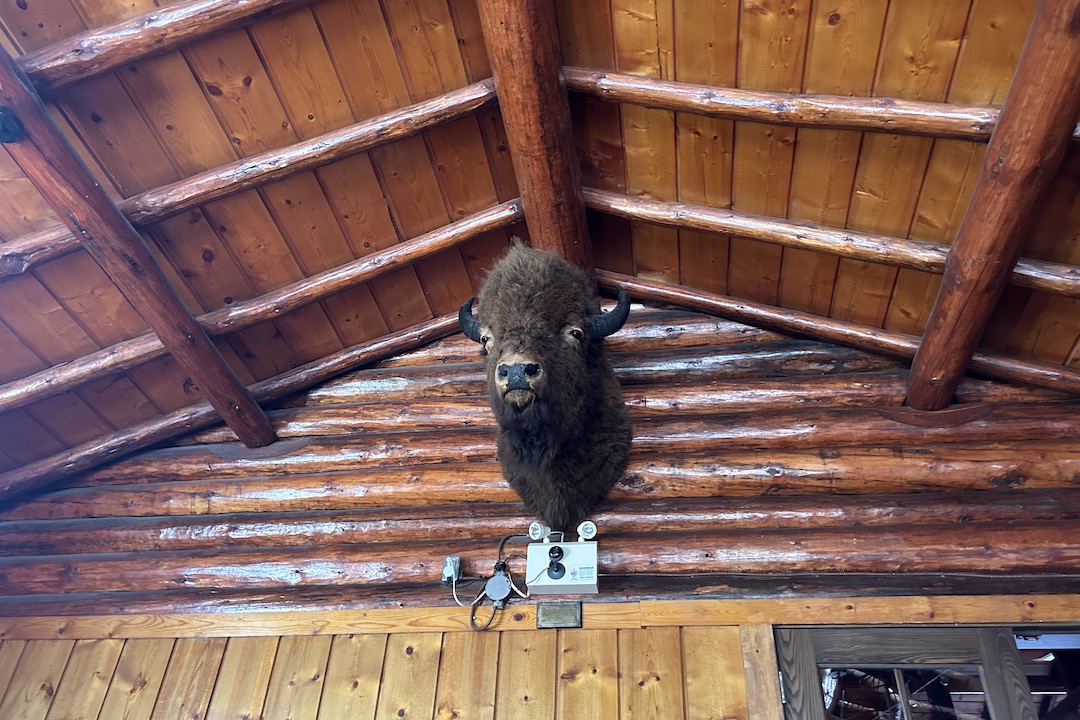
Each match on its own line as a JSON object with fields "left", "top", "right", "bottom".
{"left": 18, "top": 0, "right": 311, "bottom": 94}
{"left": 908, "top": 0, "right": 1080, "bottom": 411}
{"left": 0, "top": 46, "right": 276, "bottom": 449}
{"left": 564, "top": 66, "right": 1080, "bottom": 145}
{"left": 0, "top": 79, "right": 497, "bottom": 276}
{"left": 0, "top": 199, "right": 521, "bottom": 415}
{"left": 0, "top": 315, "right": 459, "bottom": 504}
{"left": 475, "top": 0, "right": 591, "bottom": 267}
{"left": 585, "top": 188, "right": 1080, "bottom": 298}
{"left": 598, "top": 270, "right": 1080, "bottom": 397}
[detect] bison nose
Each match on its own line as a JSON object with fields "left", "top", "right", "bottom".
{"left": 498, "top": 362, "right": 541, "bottom": 390}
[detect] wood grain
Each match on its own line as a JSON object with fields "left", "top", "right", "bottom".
{"left": 0, "top": 46, "right": 276, "bottom": 449}
{"left": 262, "top": 635, "right": 332, "bottom": 720}
{"left": 0, "top": 639, "right": 74, "bottom": 719}
{"left": 729, "top": 0, "right": 811, "bottom": 305}
{"left": 150, "top": 637, "right": 226, "bottom": 720}
{"left": 45, "top": 638, "right": 124, "bottom": 720}
{"left": 556, "top": 629, "right": 618, "bottom": 720}
{"left": 477, "top": 0, "right": 591, "bottom": 268}
{"left": 434, "top": 631, "right": 499, "bottom": 720}
{"left": 599, "top": 270, "right": 1080, "bottom": 396}
{"left": 618, "top": 627, "right": 684, "bottom": 720}
{"left": 741, "top": 624, "right": 782, "bottom": 720}
{"left": 204, "top": 636, "right": 278, "bottom": 720}
{"left": 97, "top": 638, "right": 174, "bottom": 720}
{"left": 496, "top": 630, "right": 557, "bottom": 720}
{"left": 683, "top": 626, "right": 749, "bottom": 720}
{"left": 318, "top": 634, "right": 386, "bottom": 720}
{"left": 908, "top": 0, "right": 1080, "bottom": 410}
{"left": 375, "top": 633, "right": 441, "bottom": 720}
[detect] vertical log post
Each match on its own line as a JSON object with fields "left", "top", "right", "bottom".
{"left": 0, "top": 48, "right": 277, "bottom": 448}
{"left": 475, "top": 0, "right": 592, "bottom": 269}
{"left": 907, "top": 0, "right": 1080, "bottom": 411}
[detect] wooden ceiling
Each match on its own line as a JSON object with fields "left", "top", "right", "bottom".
{"left": 0, "top": 0, "right": 1079, "bottom": 605}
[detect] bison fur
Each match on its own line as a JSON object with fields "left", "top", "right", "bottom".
{"left": 459, "top": 242, "right": 631, "bottom": 530}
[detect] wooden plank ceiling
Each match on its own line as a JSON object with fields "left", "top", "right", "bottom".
{"left": 0, "top": 0, "right": 1079, "bottom": 612}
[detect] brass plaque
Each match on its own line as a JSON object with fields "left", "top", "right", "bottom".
{"left": 536, "top": 601, "right": 583, "bottom": 629}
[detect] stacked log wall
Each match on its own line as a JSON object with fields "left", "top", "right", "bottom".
{"left": 1, "top": 307, "right": 1078, "bottom": 616}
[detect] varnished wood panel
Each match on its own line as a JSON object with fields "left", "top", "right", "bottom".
{"left": 683, "top": 626, "right": 748, "bottom": 720}
{"left": 376, "top": 633, "right": 442, "bottom": 720}
{"left": 557, "top": 629, "right": 618, "bottom": 719}
{"left": 496, "top": 630, "right": 557, "bottom": 720}
{"left": 0, "top": 639, "right": 74, "bottom": 719}
{"left": 263, "top": 635, "right": 332, "bottom": 720}
{"left": 318, "top": 634, "right": 385, "bottom": 720}
{"left": 619, "top": 627, "right": 685, "bottom": 719}
{"left": 98, "top": 638, "right": 174, "bottom": 720}
{"left": 151, "top": 638, "right": 227, "bottom": 720}
{"left": 205, "top": 637, "right": 279, "bottom": 720}
{"left": 435, "top": 630, "right": 499, "bottom": 720}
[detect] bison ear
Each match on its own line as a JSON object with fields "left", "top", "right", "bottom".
{"left": 588, "top": 287, "right": 631, "bottom": 338}
{"left": 459, "top": 298, "right": 483, "bottom": 342}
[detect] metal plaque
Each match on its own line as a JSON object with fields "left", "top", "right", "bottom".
{"left": 536, "top": 601, "right": 583, "bottom": 629}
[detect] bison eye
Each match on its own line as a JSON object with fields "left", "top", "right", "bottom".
{"left": 570, "top": 328, "right": 583, "bottom": 341}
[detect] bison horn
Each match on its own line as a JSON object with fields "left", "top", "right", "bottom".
{"left": 458, "top": 297, "right": 483, "bottom": 342}
{"left": 588, "top": 287, "right": 631, "bottom": 338}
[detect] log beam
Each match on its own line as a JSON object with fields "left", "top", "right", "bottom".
{"left": 0, "top": 47, "right": 276, "bottom": 449}
{"left": 475, "top": 0, "right": 591, "bottom": 267}
{"left": 0, "top": 79, "right": 497, "bottom": 276}
{"left": 4, "top": 490, "right": 1079, "bottom": 557}
{"left": 0, "top": 314, "right": 459, "bottom": 504}
{"left": 908, "top": 0, "right": 1080, "bottom": 410}
{"left": 2, "top": 520, "right": 1080, "bottom": 595}
{"left": 598, "top": 270, "right": 1080, "bottom": 397}
{"left": 19, "top": 0, "right": 312, "bottom": 94}
{"left": 0, "top": 199, "right": 521, "bottom": 415}
{"left": 564, "top": 66, "right": 1080, "bottom": 145}
{"left": 585, "top": 188, "right": 1080, "bottom": 298}
{"left": 7, "top": 440, "right": 1079, "bottom": 521}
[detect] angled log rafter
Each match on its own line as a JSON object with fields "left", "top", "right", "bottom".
{"left": 0, "top": 79, "right": 498, "bottom": 276}
{"left": 0, "top": 314, "right": 460, "bottom": 503}
{"left": 908, "top": 0, "right": 1080, "bottom": 411}
{"left": 475, "top": 0, "right": 591, "bottom": 268}
{"left": 0, "top": 200, "right": 522, "bottom": 415}
{"left": 599, "top": 270, "right": 1080, "bottom": 398}
{"left": 0, "top": 47, "right": 277, "bottom": 449}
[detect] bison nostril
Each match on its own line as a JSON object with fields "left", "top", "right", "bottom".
{"left": 524, "top": 363, "right": 541, "bottom": 377}
{"left": 497, "top": 366, "right": 509, "bottom": 378}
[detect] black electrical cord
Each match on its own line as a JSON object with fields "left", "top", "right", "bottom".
{"left": 497, "top": 533, "right": 530, "bottom": 562}
{"left": 470, "top": 596, "right": 498, "bottom": 631}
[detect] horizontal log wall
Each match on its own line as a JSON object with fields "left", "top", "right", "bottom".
{"left": 1, "top": 306, "right": 1079, "bottom": 614}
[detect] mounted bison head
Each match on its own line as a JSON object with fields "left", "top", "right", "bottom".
{"left": 459, "top": 242, "right": 632, "bottom": 530}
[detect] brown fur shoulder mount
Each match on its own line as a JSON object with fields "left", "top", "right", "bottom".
{"left": 459, "top": 242, "right": 632, "bottom": 531}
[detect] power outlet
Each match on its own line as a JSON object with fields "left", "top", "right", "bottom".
{"left": 442, "top": 555, "right": 462, "bottom": 584}
{"left": 525, "top": 541, "right": 599, "bottom": 594}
